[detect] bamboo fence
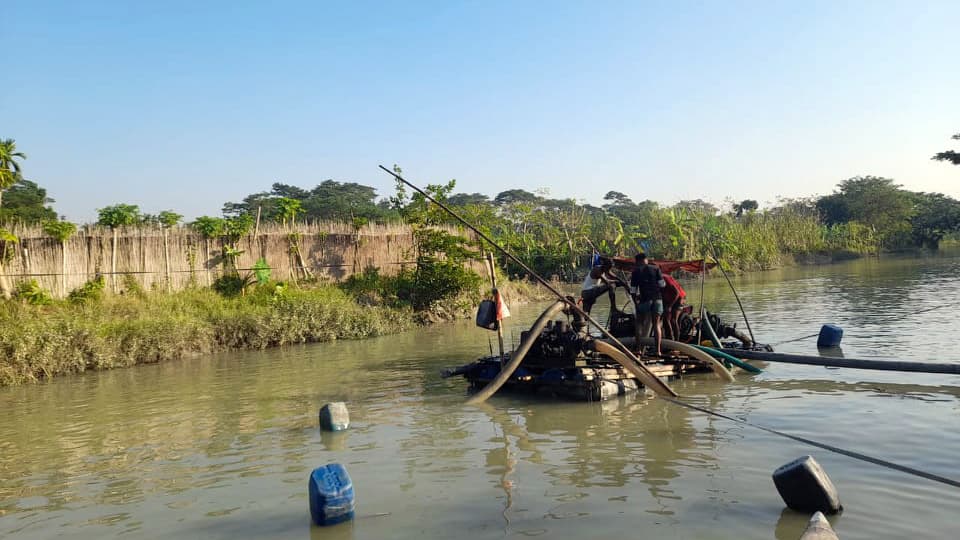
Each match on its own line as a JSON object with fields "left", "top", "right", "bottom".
{"left": 0, "top": 221, "right": 482, "bottom": 298}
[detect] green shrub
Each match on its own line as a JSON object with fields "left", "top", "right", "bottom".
{"left": 120, "top": 274, "right": 147, "bottom": 299}
{"left": 252, "top": 258, "right": 271, "bottom": 285}
{"left": 212, "top": 273, "right": 256, "bottom": 297}
{"left": 68, "top": 275, "right": 106, "bottom": 304}
{"left": 15, "top": 280, "right": 52, "bottom": 305}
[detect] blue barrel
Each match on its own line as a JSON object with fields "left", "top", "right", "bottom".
{"left": 308, "top": 463, "right": 355, "bottom": 526}
{"left": 817, "top": 324, "right": 843, "bottom": 347}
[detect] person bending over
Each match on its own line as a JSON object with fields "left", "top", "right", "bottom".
{"left": 630, "top": 253, "right": 665, "bottom": 356}
{"left": 661, "top": 272, "right": 687, "bottom": 341}
{"left": 579, "top": 259, "right": 622, "bottom": 315}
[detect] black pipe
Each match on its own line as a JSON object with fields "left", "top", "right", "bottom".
{"left": 727, "top": 349, "right": 960, "bottom": 375}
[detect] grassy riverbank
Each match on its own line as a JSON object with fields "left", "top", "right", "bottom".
{"left": 0, "top": 274, "right": 552, "bottom": 386}
{"left": 0, "top": 285, "right": 415, "bottom": 386}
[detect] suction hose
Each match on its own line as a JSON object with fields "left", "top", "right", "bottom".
{"left": 466, "top": 301, "right": 566, "bottom": 405}
{"left": 639, "top": 337, "right": 735, "bottom": 382}
{"left": 606, "top": 337, "right": 735, "bottom": 382}
{"left": 590, "top": 341, "right": 677, "bottom": 397}
{"left": 692, "top": 344, "right": 762, "bottom": 374}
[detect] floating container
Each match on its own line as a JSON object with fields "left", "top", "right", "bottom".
{"left": 476, "top": 300, "right": 498, "bottom": 330}
{"left": 772, "top": 455, "right": 842, "bottom": 514}
{"left": 319, "top": 402, "right": 350, "bottom": 432}
{"left": 817, "top": 325, "right": 843, "bottom": 348}
{"left": 308, "top": 463, "right": 355, "bottom": 526}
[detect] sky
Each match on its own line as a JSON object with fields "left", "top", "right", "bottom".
{"left": 3, "top": 1, "right": 958, "bottom": 222}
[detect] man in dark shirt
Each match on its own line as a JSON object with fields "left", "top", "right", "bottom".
{"left": 630, "top": 253, "right": 665, "bottom": 356}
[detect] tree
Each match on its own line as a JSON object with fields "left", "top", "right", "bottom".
{"left": 447, "top": 193, "right": 491, "bottom": 206}
{"left": 0, "top": 138, "right": 27, "bottom": 210}
{"left": 97, "top": 204, "right": 141, "bottom": 228}
{"left": 97, "top": 204, "right": 141, "bottom": 292}
{"left": 909, "top": 192, "right": 960, "bottom": 249}
{"left": 158, "top": 210, "right": 182, "bottom": 228}
{"left": 815, "top": 193, "right": 850, "bottom": 225}
{"left": 603, "top": 191, "right": 634, "bottom": 207}
{"left": 932, "top": 133, "right": 960, "bottom": 166}
{"left": 303, "top": 180, "right": 383, "bottom": 221}
{"left": 0, "top": 228, "right": 17, "bottom": 299}
{"left": 0, "top": 179, "right": 57, "bottom": 224}
{"left": 675, "top": 199, "right": 718, "bottom": 216}
{"left": 733, "top": 199, "right": 758, "bottom": 218}
{"left": 820, "top": 176, "right": 915, "bottom": 247}
{"left": 42, "top": 220, "right": 78, "bottom": 296}
{"left": 275, "top": 197, "right": 303, "bottom": 227}
{"left": 190, "top": 216, "right": 226, "bottom": 238}
{"left": 494, "top": 189, "right": 541, "bottom": 206}
{"left": 224, "top": 180, "right": 389, "bottom": 223}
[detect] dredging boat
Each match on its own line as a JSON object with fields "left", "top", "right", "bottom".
{"left": 444, "top": 257, "right": 773, "bottom": 401}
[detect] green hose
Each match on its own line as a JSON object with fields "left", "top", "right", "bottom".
{"left": 693, "top": 345, "right": 762, "bottom": 373}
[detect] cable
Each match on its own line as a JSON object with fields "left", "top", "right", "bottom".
{"left": 662, "top": 396, "right": 960, "bottom": 489}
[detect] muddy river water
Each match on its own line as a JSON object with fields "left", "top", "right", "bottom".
{"left": 2, "top": 253, "right": 960, "bottom": 539}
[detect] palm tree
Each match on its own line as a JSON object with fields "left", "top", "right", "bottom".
{"left": 0, "top": 138, "right": 27, "bottom": 210}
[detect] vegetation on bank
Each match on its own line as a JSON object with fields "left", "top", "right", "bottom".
{"left": 0, "top": 282, "right": 414, "bottom": 386}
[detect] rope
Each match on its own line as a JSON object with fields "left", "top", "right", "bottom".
{"left": 662, "top": 396, "right": 960, "bottom": 489}
{"left": 771, "top": 333, "right": 821, "bottom": 346}
{"left": 771, "top": 303, "right": 959, "bottom": 346}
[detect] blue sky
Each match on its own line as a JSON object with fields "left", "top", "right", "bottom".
{"left": 4, "top": 1, "right": 958, "bottom": 222}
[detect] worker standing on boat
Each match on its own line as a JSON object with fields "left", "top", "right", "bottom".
{"left": 630, "top": 253, "right": 665, "bottom": 356}
{"left": 579, "top": 258, "right": 622, "bottom": 315}
{"left": 661, "top": 272, "right": 687, "bottom": 341}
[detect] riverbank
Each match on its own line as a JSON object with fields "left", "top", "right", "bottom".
{"left": 0, "top": 277, "right": 551, "bottom": 387}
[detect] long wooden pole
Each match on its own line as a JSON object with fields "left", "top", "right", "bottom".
{"left": 377, "top": 165, "right": 679, "bottom": 398}
{"left": 701, "top": 233, "right": 756, "bottom": 344}
{"left": 111, "top": 228, "right": 118, "bottom": 293}
{"left": 486, "top": 252, "right": 506, "bottom": 365}
{"left": 696, "top": 258, "right": 706, "bottom": 344}
{"left": 163, "top": 227, "right": 172, "bottom": 292}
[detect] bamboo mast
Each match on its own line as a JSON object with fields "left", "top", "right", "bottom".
{"left": 486, "top": 252, "right": 506, "bottom": 365}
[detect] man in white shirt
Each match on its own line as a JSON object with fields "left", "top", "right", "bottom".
{"left": 579, "top": 259, "right": 622, "bottom": 315}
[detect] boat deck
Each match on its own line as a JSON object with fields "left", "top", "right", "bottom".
{"left": 460, "top": 353, "right": 714, "bottom": 401}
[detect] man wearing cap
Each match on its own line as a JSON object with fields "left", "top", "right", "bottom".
{"left": 630, "top": 253, "right": 665, "bottom": 356}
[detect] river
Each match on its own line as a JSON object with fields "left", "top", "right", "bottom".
{"left": 2, "top": 253, "right": 959, "bottom": 539}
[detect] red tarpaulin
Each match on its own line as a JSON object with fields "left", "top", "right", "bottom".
{"left": 606, "top": 256, "right": 716, "bottom": 275}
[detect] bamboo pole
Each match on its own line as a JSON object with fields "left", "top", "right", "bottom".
{"left": 111, "top": 227, "right": 118, "bottom": 293}
{"left": 696, "top": 258, "right": 706, "bottom": 344}
{"left": 163, "top": 227, "right": 171, "bottom": 292}
{"left": 61, "top": 240, "right": 67, "bottom": 297}
{"left": 486, "top": 252, "right": 506, "bottom": 365}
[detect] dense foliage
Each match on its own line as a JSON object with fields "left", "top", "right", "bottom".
{"left": 0, "top": 180, "right": 57, "bottom": 224}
